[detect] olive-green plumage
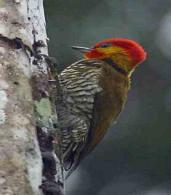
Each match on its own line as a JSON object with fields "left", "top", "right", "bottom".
{"left": 58, "top": 59, "right": 129, "bottom": 178}
{"left": 87, "top": 61, "right": 130, "bottom": 154}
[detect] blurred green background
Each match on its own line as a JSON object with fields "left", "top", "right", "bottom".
{"left": 44, "top": 1, "right": 171, "bottom": 194}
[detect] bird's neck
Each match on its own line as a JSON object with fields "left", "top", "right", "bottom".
{"left": 103, "top": 58, "right": 129, "bottom": 76}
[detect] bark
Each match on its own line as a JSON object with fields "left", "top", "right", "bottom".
{"left": 0, "top": 1, "right": 63, "bottom": 195}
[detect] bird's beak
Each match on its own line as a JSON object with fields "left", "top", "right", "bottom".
{"left": 71, "top": 46, "right": 92, "bottom": 53}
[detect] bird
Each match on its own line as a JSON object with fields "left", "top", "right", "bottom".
{"left": 57, "top": 38, "right": 147, "bottom": 178}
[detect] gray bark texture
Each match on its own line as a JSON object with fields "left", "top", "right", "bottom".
{"left": 0, "top": 1, "right": 63, "bottom": 195}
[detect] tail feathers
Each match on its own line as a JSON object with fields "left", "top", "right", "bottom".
{"left": 64, "top": 150, "right": 81, "bottom": 179}
{"left": 63, "top": 143, "right": 86, "bottom": 179}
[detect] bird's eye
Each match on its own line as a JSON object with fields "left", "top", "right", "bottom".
{"left": 99, "top": 43, "right": 112, "bottom": 48}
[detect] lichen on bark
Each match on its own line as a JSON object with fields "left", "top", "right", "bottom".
{"left": 0, "top": 1, "right": 63, "bottom": 195}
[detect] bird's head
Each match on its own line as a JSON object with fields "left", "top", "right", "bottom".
{"left": 72, "top": 38, "right": 147, "bottom": 75}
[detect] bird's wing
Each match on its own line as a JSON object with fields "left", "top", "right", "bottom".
{"left": 78, "top": 61, "right": 129, "bottom": 160}
{"left": 58, "top": 59, "right": 103, "bottom": 172}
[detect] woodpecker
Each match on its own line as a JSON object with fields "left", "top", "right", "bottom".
{"left": 57, "top": 38, "right": 147, "bottom": 177}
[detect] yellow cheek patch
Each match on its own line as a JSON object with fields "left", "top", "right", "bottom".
{"left": 96, "top": 46, "right": 133, "bottom": 72}
{"left": 96, "top": 46, "right": 126, "bottom": 54}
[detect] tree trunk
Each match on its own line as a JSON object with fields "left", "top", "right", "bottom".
{"left": 0, "top": 1, "right": 63, "bottom": 195}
